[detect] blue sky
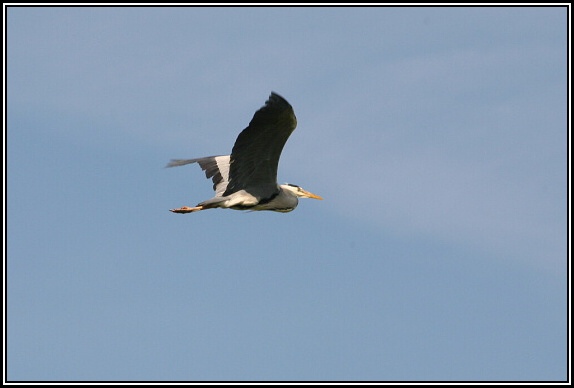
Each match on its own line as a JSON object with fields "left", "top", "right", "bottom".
{"left": 6, "top": 6, "right": 567, "bottom": 381}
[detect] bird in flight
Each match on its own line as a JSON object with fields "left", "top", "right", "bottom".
{"left": 167, "top": 92, "right": 322, "bottom": 213}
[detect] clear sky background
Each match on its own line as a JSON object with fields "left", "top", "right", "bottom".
{"left": 6, "top": 6, "right": 568, "bottom": 382}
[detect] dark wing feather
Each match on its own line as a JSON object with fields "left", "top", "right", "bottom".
{"left": 223, "top": 92, "right": 297, "bottom": 197}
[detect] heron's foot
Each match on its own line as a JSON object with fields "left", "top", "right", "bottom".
{"left": 169, "top": 206, "right": 203, "bottom": 213}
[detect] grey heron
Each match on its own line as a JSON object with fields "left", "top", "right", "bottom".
{"left": 167, "top": 92, "right": 322, "bottom": 213}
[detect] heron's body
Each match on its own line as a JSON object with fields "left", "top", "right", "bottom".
{"left": 167, "top": 92, "right": 322, "bottom": 213}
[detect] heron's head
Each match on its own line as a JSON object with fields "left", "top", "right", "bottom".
{"left": 280, "top": 184, "right": 323, "bottom": 200}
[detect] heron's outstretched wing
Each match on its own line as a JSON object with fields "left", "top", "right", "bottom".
{"left": 166, "top": 156, "right": 231, "bottom": 197}
{"left": 223, "top": 92, "right": 297, "bottom": 197}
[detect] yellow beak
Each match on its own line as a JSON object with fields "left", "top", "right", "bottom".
{"left": 301, "top": 190, "right": 323, "bottom": 200}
